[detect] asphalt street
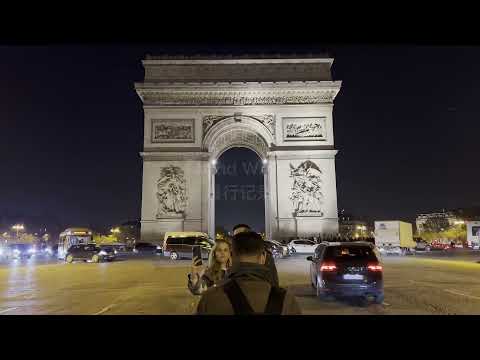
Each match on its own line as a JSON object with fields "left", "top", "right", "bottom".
{"left": 1, "top": 252, "right": 480, "bottom": 315}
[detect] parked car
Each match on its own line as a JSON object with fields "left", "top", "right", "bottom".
{"left": 414, "top": 240, "right": 431, "bottom": 252}
{"left": 307, "top": 242, "right": 384, "bottom": 304}
{"left": 288, "top": 239, "right": 318, "bottom": 254}
{"left": 264, "top": 240, "right": 283, "bottom": 259}
{"left": 45, "top": 244, "right": 58, "bottom": 257}
{"left": 430, "top": 241, "right": 449, "bottom": 251}
{"left": 97, "top": 245, "right": 117, "bottom": 261}
{"left": 0, "top": 246, "right": 7, "bottom": 259}
{"left": 110, "top": 243, "right": 130, "bottom": 255}
{"left": 5, "top": 243, "right": 36, "bottom": 259}
{"left": 65, "top": 244, "right": 111, "bottom": 263}
{"left": 133, "top": 242, "right": 161, "bottom": 255}
{"left": 163, "top": 235, "right": 214, "bottom": 260}
{"left": 268, "top": 240, "right": 289, "bottom": 257}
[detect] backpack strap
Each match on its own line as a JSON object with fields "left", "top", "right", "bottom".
{"left": 264, "top": 286, "right": 287, "bottom": 315}
{"left": 223, "top": 279, "right": 254, "bottom": 315}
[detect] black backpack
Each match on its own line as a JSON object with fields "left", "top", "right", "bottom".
{"left": 223, "top": 279, "right": 286, "bottom": 315}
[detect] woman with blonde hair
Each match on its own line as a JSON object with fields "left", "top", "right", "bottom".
{"left": 188, "top": 237, "right": 232, "bottom": 295}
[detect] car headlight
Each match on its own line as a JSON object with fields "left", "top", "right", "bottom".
{"left": 98, "top": 250, "right": 107, "bottom": 256}
{"left": 14, "top": 249, "right": 20, "bottom": 254}
{"left": 28, "top": 248, "right": 36, "bottom": 254}
{"left": 156, "top": 246, "right": 161, "bottom": 250}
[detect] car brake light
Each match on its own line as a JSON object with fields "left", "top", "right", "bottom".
{"left": 320, "top": 262, "right": 337, "bottom": 272}
{"left": 367, "top": 264, "right": 383, "bottom": 271}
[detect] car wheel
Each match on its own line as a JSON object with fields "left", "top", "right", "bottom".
{"left": 66, "top": 254, "right": 73, "bottom": 263}
{"left": 92, "top": 254, "right": 100, "bottom": 263}
{"left": 170, "top": 251, "right": 179, "bottom": 260}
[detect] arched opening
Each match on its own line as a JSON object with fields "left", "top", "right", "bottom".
{"left": 214, "top": 147, "right": 266, "bottom": 237}
{"left": 203, "top": 119, "right": 272, "bottom": 240}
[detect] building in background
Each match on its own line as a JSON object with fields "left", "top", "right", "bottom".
{"left": 415, "top": 210, "right": 461, "bottom": 234}
{"left": 118, "top": 220, "right": 141, "bottom": 245}
{"left": 338, "top": 209, "right": 371, "bottom": 239}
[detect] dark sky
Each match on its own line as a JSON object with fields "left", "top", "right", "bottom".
{"left": 1, "top": 44, "right": 480, "bottom": 231}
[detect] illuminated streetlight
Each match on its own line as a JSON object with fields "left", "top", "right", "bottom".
{"left": 110, "top": 227, "right": 121, "bottom": 234}
{"left": 12, "top": 224, "right": 24, "bottom": 239}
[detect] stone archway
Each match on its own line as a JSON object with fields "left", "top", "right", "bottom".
{"left": 202, "top": 116, "right": 273, "bottom": 239}
{"left": 136, "top": 55, "right": 342, "bottom": 243}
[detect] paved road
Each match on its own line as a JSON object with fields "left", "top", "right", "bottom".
{"left": 1, "top": 252, "right": 480, "bottom": 315}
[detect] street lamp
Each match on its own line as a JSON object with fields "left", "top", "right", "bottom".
{"left": 12, "top": 224, "right": 24, "bottom": 240}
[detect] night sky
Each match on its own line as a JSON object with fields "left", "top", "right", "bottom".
{"left": 1, "top": 44, "right": 480, "bottom": 233}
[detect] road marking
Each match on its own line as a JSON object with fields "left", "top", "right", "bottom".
{"left": 444, "top": 289, "right": 480, "bottom": 301}
{"left": 0, "top": 307, "right": 18, "bottom": 314}
{"left": 94, "top": 304, "right": 116, "bottom": 315}
{"left": 382, "top": 302, "right": 391, "bottom": 306}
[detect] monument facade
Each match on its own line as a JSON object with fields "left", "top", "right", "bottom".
{"left": 135, "top": 55, "right": 342, "bottom": 242}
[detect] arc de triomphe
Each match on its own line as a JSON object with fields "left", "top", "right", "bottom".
{"left": 135, "top": 55, "right": 342, "bottom": 242}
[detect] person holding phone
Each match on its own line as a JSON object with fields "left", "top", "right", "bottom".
{"left": 188, "top": 238, "right": 232, "bottom": 295}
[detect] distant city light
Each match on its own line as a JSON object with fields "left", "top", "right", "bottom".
{"left": 110, "top": 227, "right": 121, "bottom": 234}
{"left": 12, "top": 224, "right": 24, "bottom": 231}
{"left": 454, "top": 220, "right": 465, "bottom": 225}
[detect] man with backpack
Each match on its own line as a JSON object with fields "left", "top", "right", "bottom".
{"left": 231, "top": 223, "right": 279, "bottom": 287}
{"left": 196, "top": 231, "right": 301, "bottom": 315}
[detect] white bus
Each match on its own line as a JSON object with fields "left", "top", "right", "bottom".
{"left": 58, "top": 228, "right": 93, "bottom": 259}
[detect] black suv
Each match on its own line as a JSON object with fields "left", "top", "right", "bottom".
{"left": 307, "top": 242, "right": 384, "bottom": 304}
{"left": 163, "top": 236, "right": 213, "bottom": 260}
{"left": 65, "top": 244, "right": 110, "bottom": 263}
{"left": 133, "top": 242, "right": 161, "bottom": 255}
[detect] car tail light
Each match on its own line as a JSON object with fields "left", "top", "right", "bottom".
{"left": 367, "top": 263, "right": 383, "bottom": 272}
{"left": 320, "top": 262, "right": 337, "bottom": 272}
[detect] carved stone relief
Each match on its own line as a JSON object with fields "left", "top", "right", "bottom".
{"left": 289, "top": 160, "right": 324, "bottom": 217}
{"left": 152, "top": 119, "right": 195, "bottom": 143}
{"left": 210, "top": 129, "right": 269, "bottom": 158}
{"left": 140, "top": 91, "right": 337, "bottom": 106}
{"left": 283, "top": 117, "right": 326, "bottom": 141}
{"left": 156, "top": 165, "right": 187, "bottom": 218}
{"left": 203, "top": 114, "right": 275, "bottom": 137}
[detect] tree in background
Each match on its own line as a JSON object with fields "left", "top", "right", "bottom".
{"left": 419, "top": 224, "right": 467, "bottom": 244}
{"left": 93, "top": 233, "right": 118, "bottom": 245}
{"left": 422, "top": 217, "right": 450, "bottom": 233}
{"left": 19, "top": 233, "right": 38, "bottom": 243}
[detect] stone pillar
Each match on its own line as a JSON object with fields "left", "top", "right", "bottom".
{"left": 268, "top": 149, "right": 339, "bottom": 241}
{"left": 208, "top": 159, "right": 217, "bottom": 240}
